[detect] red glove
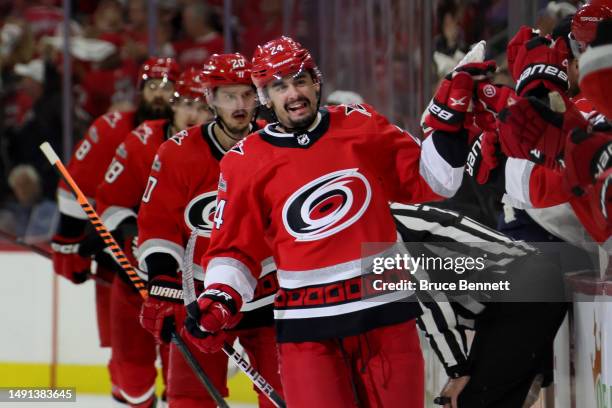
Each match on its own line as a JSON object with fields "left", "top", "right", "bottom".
{"left": 425, "top": 71, "right": 474, "bottom": 133}
{"left": 50, "top": 235, "right": 91, "bottom": 284}
{"left": 563, "top": 126, "right": 612, "bottom": 196}
{"left": 140, "top": 275, "right": 184, "bottom": 344}
{"left": 465, "top": 131, "right": 501, "bottom": 184}
{"left": 183, "top": 284, "right": 243, "bottom": 353}
{"left": 498, "top": 94, "right": 588, "bottom": 169}
{"left": 473, "top": 82, "right": 517, "bottom": 132}
{"left": 512, "top": 35, "right": 569, "bottom": 97}
{"left": 507, "top": 26, "right": 539, "bottom": 77}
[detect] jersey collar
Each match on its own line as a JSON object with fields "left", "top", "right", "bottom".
{"left": 202, "top": 122, "right": 227, "bottom": 161}
{"left": 201, "top": 121, "right": 262, "bottom": 160}
{"left": 259, "top": 108, "right": 330, "bottom": 148}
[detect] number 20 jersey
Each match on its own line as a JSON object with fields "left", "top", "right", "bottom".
{"left": 137, "top": 121, "right": 277, "bottom": 328}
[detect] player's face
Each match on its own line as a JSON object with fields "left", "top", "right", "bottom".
{"left": 142, "top": 78, "right": 174, "bottom": 112}
{"left": 266, "top": 72, "right": 319, "bottom": 130}
{"left": 213, "top": 85, "right": 258, "bottom": 133}
{"left": 172, "top": 98, "right": 213, "bottom": 131}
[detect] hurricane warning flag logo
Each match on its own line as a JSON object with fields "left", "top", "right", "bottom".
{"left": 282, "top": 168, "right": 372, "bottom": 241}
{"left": 184, "top": 191, "right": 217, "bottom": 237}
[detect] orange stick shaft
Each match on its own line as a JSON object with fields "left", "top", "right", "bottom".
{"left": 40, "top": 143, "right": 148, "bottom": 299}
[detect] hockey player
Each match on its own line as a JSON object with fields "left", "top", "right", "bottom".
{"left": 137, "top": 53, "right": 282, "bottom": 408}
{"left": 89, "top": 67, "right": 211, "bottom": 408}
{"left": 495, "top": 10, "right": 612, "bottom": 250}
{"left": 184, "top": 36, "right": 471, "bottom": 407}
{"left": 49, "top": 56, "right": 179, "bottom": 405}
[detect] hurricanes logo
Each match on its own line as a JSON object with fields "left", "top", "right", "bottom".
{"left": 282, "top": 168, "right": 372, "bottom": 241}
{"left": 184, "top": 191, "right": 217, "bottom": 237}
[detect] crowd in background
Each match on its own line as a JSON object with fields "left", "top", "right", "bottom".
{"left": 0, "top": 0, "right": 583, "bottom": 241}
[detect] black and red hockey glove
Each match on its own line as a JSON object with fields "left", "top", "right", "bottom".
{"left": 51, "top": 214, "right": 90, "bottom": 284}
{"left": 507, "top": 26, "right": 540, "bottom": 77}
{"left": 498, "top": 94, "right": 588, "bottom": 169}
{"left": 140, "top": 275, "right": 184, "bottom": 344}
{"left": 425, "top": 71, "right": 475, "bottom": 133}
{"left": 512, "top": 35, "right": 569, "bottom": 98}
{"left": 563, "top": 125, "right": 612, "bottom": 196}
{"left": 51, "top": 234, "right": 90, "bottom": 284}
{"left": 183, "top": 284, "right": 243, "bottom": 353}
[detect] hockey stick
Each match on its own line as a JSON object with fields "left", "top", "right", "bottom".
{"left": 0, "top": 228, "right": 112, "bottom": 287}
{"left": 39, "top": 142, "right": 229, "bottom": 408}
{"left": 183, "top": 231, "right": 287, "bottom": 408}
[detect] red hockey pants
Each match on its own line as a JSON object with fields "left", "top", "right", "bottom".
{"left": 278, "top": 320, "right": 424, "bottom": 408}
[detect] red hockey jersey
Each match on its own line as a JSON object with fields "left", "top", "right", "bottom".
{"left": 96, "top": 119, "right": 172, "bottom": 233}
{"left": 202, "top": 104, "right": 466, "bottom": 342}
{"left": 57, "top": 111, "right": 136, "bottom": 220}
{"left": 137, "top": 121, "right": 276, "bottom": 327}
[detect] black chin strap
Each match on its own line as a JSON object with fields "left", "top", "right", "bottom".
{"left": 214, "top": 116, "right": 244, "bottom": 142}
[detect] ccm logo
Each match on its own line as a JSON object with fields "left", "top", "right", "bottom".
{"left": 429, "top": 102, "right": 454, "bottom": 122}
{"left": 517, "top": 64, "right": 568, "bottom": 89}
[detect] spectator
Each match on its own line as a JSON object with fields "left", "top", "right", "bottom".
{"left": 6, "top": 59, "right": 61, "bottom": 201}
{"left": 169, "top": 2, "right": 223, "bottom": 69}
{"left": 433, "top": 1, "right": 467, "bottom": 79}
{"left": 535, "top": 1, "right": 577, "bottom": 36}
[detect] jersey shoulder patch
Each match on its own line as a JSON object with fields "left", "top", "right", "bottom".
{"left": 343, "top": 103, "right": 372, "bottom": 117}
{"left": 169, "top": 129, "right": 189, "bottom": 146}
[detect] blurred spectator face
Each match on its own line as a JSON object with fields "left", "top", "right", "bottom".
{"left": 139, "top": 78, "right": 175, "bottom": 120}
{"left": 261, "top": 0, "right": 283, "bottom": 16}
{"left": 212, "top": 84, "right": 257, "bottom": 134}
{"left": 172, "top": 98, "right": 212, "bottom": 131}
{"left": 128, "top": 0, "right": 147, "bottom": 28}
{"left": 8, "top": 165, "right": 42, "bottom": 207}
{"left": 442, "top": 12, "right": 459, "bottom": 44}
{"left": 182, "top": 3, "right": 210, "bottom": 38}
{"left": 93, "top": 0, "right": 123, "bottom": 33}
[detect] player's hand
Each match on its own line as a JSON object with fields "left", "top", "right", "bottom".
{"left": 50, "top": 235, "right": 90, "bottom": 284}
{"left": 183, "top": 284, "right": 243, "bottom": 353}
{"left": 563, "top": 125, "right": 612, "bottom": 196}
{"left": 438, "top": 375, "right": 471, "bottom": 408}
{"left": 498, "top": 92, "right": 588, "bottom": 169}
{"left": 425, "top": 71, "right": 474, "bottom": 133}
{"left": 506, "top": 26, "right": 539, "bottom": 77}
{"left": 511, "top": 35, "right": 568, "bottom": 98}
{"left": 79, "top": 219, "right": 138, "bottom": 272}
{"left": 140, "top": 275, "right": 184, "bottom": 344}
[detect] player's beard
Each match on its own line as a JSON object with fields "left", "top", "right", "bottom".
{"left": 135, "top": 98, "right": 174, "bottom": 125}
{"left": 282, "top": 97, "right": 317, "bottom": 132}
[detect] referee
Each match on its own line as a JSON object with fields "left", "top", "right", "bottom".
{"left": 392, "top": 203, "right": 567, "bottom": 408}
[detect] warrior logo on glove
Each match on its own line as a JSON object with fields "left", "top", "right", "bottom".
{"left": 184, "top": 191, "right": 217, "bottom": 237}
{"left": 282, "top": 168, "right": 372, "bottom": 241}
